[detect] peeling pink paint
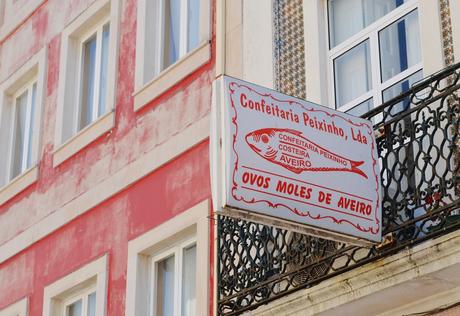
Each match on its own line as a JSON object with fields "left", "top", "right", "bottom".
{"left": 0, "top": 0, "right": 216, "bottom": 314}
{"left": 46, "top": 35, "right": 60, "bottom": 96}
{"left": 30, "top": 6, "right": 48, "bottom": 52}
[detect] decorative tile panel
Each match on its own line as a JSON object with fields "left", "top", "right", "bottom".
{"left": 273, "top": 0, "right": 306, "bottom": 99}
{"left": 439, "top": 0, "right": 455, "bottom": 66}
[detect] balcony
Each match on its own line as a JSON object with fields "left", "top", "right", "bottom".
{"left": 217, "top": 62, "right": 460, "bottom": 315}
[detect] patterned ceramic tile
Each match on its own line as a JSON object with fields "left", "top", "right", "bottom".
{"left": 439, "top": 0, "right": 455, "bottom": 66}
{"left": 273, "top": 0, "right": 306, "bottom": 99}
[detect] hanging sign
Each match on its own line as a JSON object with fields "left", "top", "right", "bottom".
{"left": 211, "top": 76, "right": 381, "bottom": 245}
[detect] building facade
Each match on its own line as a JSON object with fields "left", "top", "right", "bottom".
{"left": 0, "top": 0, "right": 214, "bottom": 315}
{"left": 0, "top": 0, "right": 460, "bottom": 316}
{"left": 218, "top": 0, "right": 460, "bottom": 315}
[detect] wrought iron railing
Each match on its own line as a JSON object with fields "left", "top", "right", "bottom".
{"left": 217, "top": 62, "right": 460, "bottom": 315}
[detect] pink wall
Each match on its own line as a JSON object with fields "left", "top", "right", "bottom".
{"left": 0, "top": 0, "right": 216, "bottom": 314}
{"left": 0, "top": 141, "right": 211, "bottom": 315}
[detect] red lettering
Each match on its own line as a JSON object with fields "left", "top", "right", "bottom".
{"left": 276, "top": 180, "right": 287, "bottom": 192}
{"left": 318, "top": 191, "right": 332, "bottom": 204}
{"left": 263, "top": 177, "right": 270, "bottom": 189}
{"left": 242, "top": 172, "right": 250, "bottom": 183}
{"left": 241, "top": 171, "right": 270, "bottom": 189}
{"left": 240, "top": 93, "right": 247, "bottom": 107}
{"left": 366, "top": 205, "right": 372, "bottom": 215}
{"left": 337, "top": 196, "right": 372, "bottom": 216}
{"left": 275, "top": 180, "right": 312, "bottom": 200}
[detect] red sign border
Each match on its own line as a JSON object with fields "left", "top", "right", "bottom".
{"left": 228, "top": 81, "right": 381, "bottom": 235}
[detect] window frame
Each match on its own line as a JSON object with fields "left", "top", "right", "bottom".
{"left": 42, "top": 255, "right": 108, "bottom": 316}
{"left": 54, "top": 0, "right": 121, "bottom": 167}
{"left": 302, "top": 0, "right": 444, "bottom": 108}
{"left": 134, "top": 0, "right": 211, "bottom": 111}
{"left": 0, "top": 47, "right": 46, "bottom": 205}
{"left": 149, "top": 237, "right": 197, "bottom": 316}
{"left": 325, "top": 0, "right": 423, "bottom": 114}
{"left": 150, "top": 0, "right": 199, "bottom": 77}
{"left": 74, "top": 17, "right": 110, "bottom": 133}
{"left": 8, "top": 79, "right": 37, "bottom": 181}
{"left": 125, "top": 200, "right": 210, "bottom": 316}
{"left": 61, "top": 285, "right": 97, "bottom": 316}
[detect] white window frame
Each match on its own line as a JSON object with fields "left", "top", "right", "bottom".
{"left": 150, "top": 237, "right": 196, "bottom": 316}
{"left": 61, "top": 285, "right": 97, "bottom": 316}
{"left": 302, "top": 1, "right": 444, "bottom": 110}
{"left": 134, "top": 0, "right": 211, "bottom": 111}
{"left": 7, "top": 78, "right": 37, "bottom": 180}
{"left": 125, "top": 200, "right": 210, "bottom": 316}
{"left": 0, "top": 48, "right": 46, "bottom": 205}
{"left": 150, "top": 0, "right": 198, "bottom": 77}
{"left": 74, "top": 17, "right": 110, "bottom": 132}
{"left": 54, "top": 0, "right": 121, "bottom": 167}
{"left": 326, "top": 0, "right": 423, "bottom": 113}
{"left": 42, "top": 255, "right": 108, "bottom": 316}
{"left": 0, "top": 297, "right": 28, "bottom": 316}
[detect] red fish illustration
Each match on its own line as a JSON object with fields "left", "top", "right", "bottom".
{"left": 245, "top": 128, "right": 367, "bottom": 178}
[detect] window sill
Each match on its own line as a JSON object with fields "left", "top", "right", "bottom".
{"left": 53, "top": 111, "right": 115, "bottom": 167}
{"left": 133, "top": 41, "right": 211, "bottom": 112}
{"left": 0, "top": 166, "right": 39, "bottom": 206}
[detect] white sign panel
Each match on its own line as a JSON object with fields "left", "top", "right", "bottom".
{"left": 211, "top": 76, "right": 381, "bottom": 244}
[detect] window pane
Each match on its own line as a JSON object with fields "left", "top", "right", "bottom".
{"left": 379, "top": 10, "right": 421, "bottom": 82}
{"left": 182, "top": 245, "right": 196, "bottom": 316}
{"left": 346, "top": 98, "right": 374, "bottom": 118}
{"left": 383, "top": 70, "right": 423, "bottom": 116}
{"left": 27, "top": 83, "right": 37, "bottom": 169}
{"left": 87, "top": 292, "right": 96, "bottom": 316}
{"left": 334, "top": 40, "right": 372, "bottom": 107}
{"left": 329, "top": 0, "right": 405, "bottom": 47}
{"left": 80, "top": 35, "right": 97, "bottom": 130}
{"left": 98, "top": 24, "right": 110, "bottom": 117}
{"left": 66, "top": 299, "right": 82, "bottom": 316}
{"left": 11, "top": 90, "right": 28, "bottom": 179}
{"left": 156, "top": 255, "right": 175, "bottom": 316}
{"left": 187, "top": 0, "right": 200, "bottom": 52}
{"left": 163, "top": 0, "right": 181, "bottom": 69}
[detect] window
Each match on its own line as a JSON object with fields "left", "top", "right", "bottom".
{"left": 54, "top": 0, "right": 120, "bottom": 166}
{"left": 134, "top": 0, "right": 210, "bottom": 110}
{"left": 42, "top": 255, "right": 107, "bottom": 316}
{"left": 141, "top": 0, "right": 204, "bottom": 83}
{"left": 62, "top": 287, "right": 96, "bottom": 316}
{"left": 327, "top": 0, "right": 422, "bottom": 117}
{"left": 125, "top": 200, "right": 209, "bottom": 316}
{"left": 151, "top": 240, "right": 196, "bottom": 316}
{"left": 151, "top": 0, "right": 201, "bottom": 78}
{"left": 77, "top": 22, "right": 110, "bottom": 132}
{"left": 58, "top": 8, "right": 112, "bottom": 143}
{"left": 0, "top": 48, "right": 45, "bottom": 198}
{"left": 7, "top": 80, "right": 37, "bottom": 181}
{"left": 0, "top": 297, "right": 28, "bottom": 316}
